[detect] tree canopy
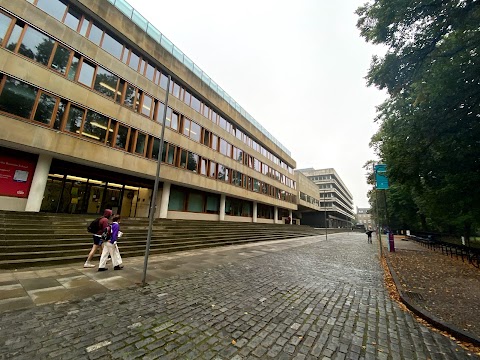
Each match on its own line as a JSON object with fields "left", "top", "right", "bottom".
{"left": 357, "top": 0, "right": 480, "bottom": 237}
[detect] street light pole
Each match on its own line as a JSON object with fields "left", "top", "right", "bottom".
{"left": 142, "top": 75, "right": 171, "bottom": 287}
{"left": 324, "top": 187, "right": 328, "bottom": 241}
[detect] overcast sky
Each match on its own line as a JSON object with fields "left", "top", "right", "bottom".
{"left": 127, "top": 0, "right": 386, "bottom": 208}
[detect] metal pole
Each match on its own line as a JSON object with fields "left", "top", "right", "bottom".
{"left": 142, "top": 75, "right": 171, "bottom": 286}
{"left": 324, "top": 187, "right": 327, "bottom": 240}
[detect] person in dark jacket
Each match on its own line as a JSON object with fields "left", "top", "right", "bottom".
{"left": 366, "top": 229, "right": 374, "bottom": 244}
{"left": 84, "top": 209, "right": 112, "bottom": 268}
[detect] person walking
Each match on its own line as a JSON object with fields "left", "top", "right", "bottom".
{"left": 84, "top": 209, "right": 112, "bottom": 268}
{"left": 366, "top": 229, "right": 374, "bottom": 244}
{"left": 98, "top": 214, "right": 123, "bottom": 271}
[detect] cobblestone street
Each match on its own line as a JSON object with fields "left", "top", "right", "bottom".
{"left": 0, "top": 233, "right": 477, "bottom": 360}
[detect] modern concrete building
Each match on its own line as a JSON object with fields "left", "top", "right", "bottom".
{"left": 296, "top": 168, "right": 355, "bottom": 228}
{"left": 0, "top": 0, "right": 302, "bottom": 223}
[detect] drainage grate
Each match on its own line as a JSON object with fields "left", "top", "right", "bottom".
{"left": 405, "top": 291, "right": 424, "bottom": 302}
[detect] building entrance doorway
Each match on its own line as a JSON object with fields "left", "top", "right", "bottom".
{"left": 39, "top": 159, "right": 154, "bottom": 216}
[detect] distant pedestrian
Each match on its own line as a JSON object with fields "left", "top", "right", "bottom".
{"left": 84, "top": 209, "right": 112, "bottom": 268}
{"left": 366, "top": 229, "right": 374, "bottom": 244}
{"left": 98, "top": 214, "right": 123, "bottom": 271}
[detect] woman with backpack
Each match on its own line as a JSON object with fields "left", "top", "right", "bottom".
{"left": 98, "top": 214, "right": 123, "bottom": 271}
{"left": 84, "top": 209, "right": 112, "bottom": 268}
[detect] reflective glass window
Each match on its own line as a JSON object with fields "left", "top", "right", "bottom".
{"left": 88, "top": 23, "right": 103, "bottom": 45}
{"left": 78, "top": 60, "right": 95, "bottom": 87}
{"left": 253, "top": 179, "right": 260, "bottom": 192}
{"left": 202, "top": 104, "right": 209, "bottom": 118}
{"left": 67, "top": 54, "right": 80, "bottom": 80}
{"left": 172, "top": 83, "right": 180, "bottom": 98}
{"left": 210, "top": 111, "right": 217, "bottom": 124}
{"left": 18, "top": 26, "right": 53, "bottom": 66}
{"left": 53, "top": 99, "right": 67, "bottom": 130}
{"left": 128, "top": 51, "right": 139, "bottom": 70}
{"left": 79, "top": 18, "right": 89, "bottom": 36}
{"left": 208, "top": 161, "right": 216, "bottom": 178}
{"left": 135, "top": 132, "right": 146, "bottom": 155}
{"left": 218, "top": 165, "right": 228, "bottom": 182}
{"left": 151, "top": 138, "right": 161, "bottom": 160}
{"left": 65, "top": 105, "right": 85, "bottom": 134}
{"left": 145, "top": 64, "right": 155, "bottom": 81}
{"left": 155, "top": 102, "right": 165, "bottom": 123}
{"left": 219, "top": 116, "right": 227, "bottom": 130}
{"left": 187, "top": 193, "right": 203, "bottom": 212}
{"left": 83, "top": 111, "right": 108, "bottom": 142}
{"left": 94, "top": 67, "right": 118, "bottom": 99}
{"left": 37, "top": 0, "right": 67, "bottom": 21}
{"left": 211, "top": 134, "right": 218, "bottom": 151}
{"left": 191, "top": 96, "right": 201, "bottom": 112}
{"left": 203, "top": 130, "right": 210, "bottom": 146}
{"left": 0, "top": 77, "right": 37, "bottom": 119}
{"left": 159, "top": 73, "right": 168, "bottom": 89}
{"left": 205, "top": 195, "right": 219, "bottom": 213}
{"left": 199, "top": 158, "right": 207, "bottom": 175}
{"left": 165, "top": 107, "right": 172, "bottom": 128}
{"left": 34, "top": 92, "right": 57, "bottom": 125}
{"left": 5, "top": 23, "right": 23, "bottom": 51}
{"left": 171, "top": 111, "right": 178, "bottom": 131}
{"left": 168, "top": 188, "right": 185, "bottom": 211}
{"left": 219, "top": 139, "right": 229, "bottom": 156}
{"left": 0, "top": 12, "right": 12, "bottom": 45}
{"left": 64, "top": 7, "right": 81, "bottom": 31}
{"left": 123, "top": 83, "right": 136, "bottom": 107}
{"left": 141, "top": 94, "right": 153, "bottom": 117}
{"left": 183, "top": 118, "right": 190, "bottom": 137}
{"left": 166, "top": 145, "right": 175, "bottom": 164}
{"left": 183, "top": 90, "right": 191, "bottom": 106}
{"left": 187, "top": 153, "right": 198, "bottom": 172}
{"left": 116, "top": 124, "right": 128, "bottom": 149}
{"left": 179, "top": 149, "right": 187, "bottom": 168}
{"left": 139, "top": 59, "right": 146, "bottom": 75}
{"left": 50, "top": 44, "right": 71, "bottom": 74}
{"left": 189, "top": 122, "right": 201, "bottom": 142}
{"left": 101, "top": 32, "right": 123, "bottom": 59}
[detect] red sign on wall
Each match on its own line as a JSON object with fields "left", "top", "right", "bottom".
{"left": 0, "top": 155, "right": 36, "bottom": 198}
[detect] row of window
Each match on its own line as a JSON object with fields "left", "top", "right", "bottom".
{"left": 299, "top": 192, "right": 320, "bottom": 207}
{"left": 26, "top": 0, "right": 294, "bottom": 175}
{"left": 168, "top": 186, "right": 274, "bottom": 219}
{"left": 0, "top": 73, "right": 297, "bottom": 204}
{"left": 0, "top": 10, "right": 296, "bottom": 190}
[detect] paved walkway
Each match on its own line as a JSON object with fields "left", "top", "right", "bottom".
{"left": 0, "top": 233, "right": 477, "bottom": 359}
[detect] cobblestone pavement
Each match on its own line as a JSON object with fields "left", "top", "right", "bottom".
{"left": 0, "top": 233, "right": 477, "bottom": 360}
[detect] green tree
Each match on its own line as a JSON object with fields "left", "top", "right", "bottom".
{"left": 357, "top": 0, "right": 480, "bottom": 240}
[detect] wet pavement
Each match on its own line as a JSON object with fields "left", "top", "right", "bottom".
{"left": 0, "top": 233, "right": 477, "bottom": 359}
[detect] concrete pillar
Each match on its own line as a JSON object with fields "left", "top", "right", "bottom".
{"left": 219, "top": 194, "right": 226, "bottom": 221}
{"left": 252, "top": 201, "right": 257, "bottom": 223}
{"left": 274, "top": 206, "right": 278, "bottom": 224}
{"left": 25, "top": 154, "right": 52, "bottom": 212}
{"left": 289, "top": 209, "right": 293, "bottom": 225}
{"left": 159, "top": 182, "right": 170, "bottom": 219}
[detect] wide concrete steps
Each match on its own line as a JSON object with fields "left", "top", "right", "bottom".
{"left": 0, "top": 211, "right": 329, "bottom": 268}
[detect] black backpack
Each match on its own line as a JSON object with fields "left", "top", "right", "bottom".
{"left": 87, "top": 217, "right": 101, "bottom": 234}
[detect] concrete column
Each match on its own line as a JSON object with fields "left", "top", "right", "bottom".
{"left": 219, "top": 194, "right": 226, "bottom": 221}
{"left": 289, "top": 210, "right": 293, "bottom": 225}
{"left": 159, "top": 182, "right": 171, "bottom": 219}
{"left": 25, "top": 154, "right": 52, "bottom": 212}
{"left": 274, "top": 206, "right": 278, "bottom": 224}
{"left": 252, "top": 201, "right": 257, "bottom": 223}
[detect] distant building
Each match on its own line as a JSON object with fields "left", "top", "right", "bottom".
{"left": 356, "top": 207, "right": 373, "bottom": 229}
{"left": 296, "top": 168, "right": 355, "bottom": 228}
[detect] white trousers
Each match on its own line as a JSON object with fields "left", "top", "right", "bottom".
{"left": 99, "top": 242, "right": 123, "bottom": 268}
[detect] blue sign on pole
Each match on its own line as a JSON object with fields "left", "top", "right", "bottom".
{"left": 375, "top": 164, "right": 389, "bottom": 190}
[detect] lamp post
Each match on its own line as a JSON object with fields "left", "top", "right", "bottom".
{"left": 324, "top": 187, "right": 328, "bottom": 240}
{"left": 142, "top": 75, "right": 171, "bottom": 286}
